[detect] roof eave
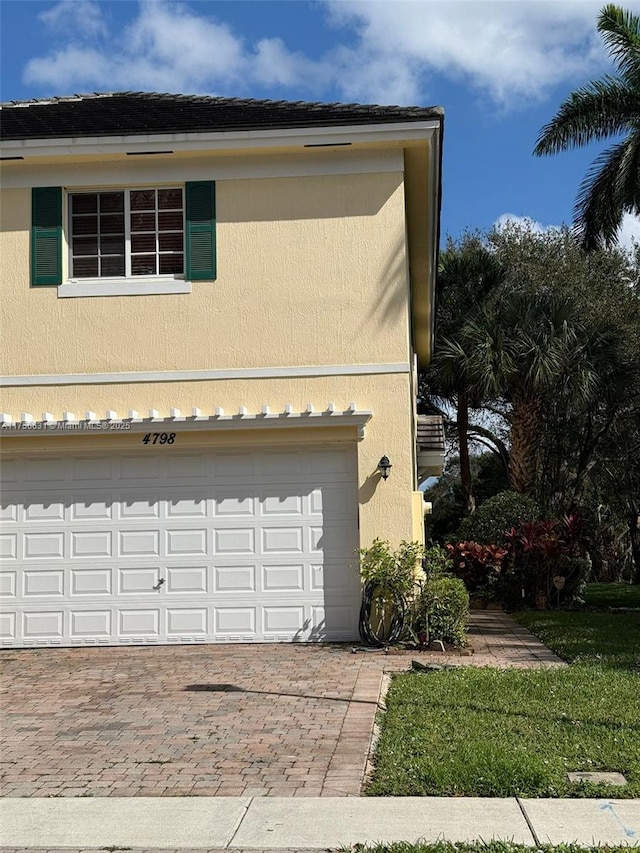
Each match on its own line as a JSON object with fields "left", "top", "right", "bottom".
{"left": 0, "top": 119, "right": 441, "bottom": 159}
{"left": 404, "top": 116, "right": 443, "bottom": 370}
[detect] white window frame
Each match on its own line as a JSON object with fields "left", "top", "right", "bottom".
{"left": 58, "top": 186, "right": 191, "bottom": 298}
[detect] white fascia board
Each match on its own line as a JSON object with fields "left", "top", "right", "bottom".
{"left": 0, "top": 120, "right": 441, "bottom": 160}
{"left": 0, "top": 362, "right": 410, "bottom": 387}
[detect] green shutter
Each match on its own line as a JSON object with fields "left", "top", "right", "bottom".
{"left": 31, "top": 187, "right": 62, "bottom": 286}
{"left": 185, "top": 181, "right": 216, "bottom": 281}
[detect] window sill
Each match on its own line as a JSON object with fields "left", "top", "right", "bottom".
{"left": 57, "top": 278, "right": 192, "bottom": 298}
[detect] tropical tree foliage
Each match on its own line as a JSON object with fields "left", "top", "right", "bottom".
{"left": 422, "top": 223, "right": 640, "bottom": 580}
{"left": 420, "top": 235, "right": 506, "bottom": 514}
{"left": 534, "top": 4, "right": 640, "bottom": 250}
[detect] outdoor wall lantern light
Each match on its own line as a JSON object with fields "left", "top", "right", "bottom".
{"left": 377, "top": 455, "right": 392, "bottom": 480}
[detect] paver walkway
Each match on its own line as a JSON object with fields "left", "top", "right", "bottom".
{"left": 0, "top": 610, "right": 563, "bottom": 799}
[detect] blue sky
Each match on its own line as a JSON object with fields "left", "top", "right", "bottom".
{"left": 2, "top": 0, "right": 639, "bottom": 246}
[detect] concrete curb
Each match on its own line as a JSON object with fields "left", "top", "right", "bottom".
{"left": 1, "top": 797, "right": 638, "bottom": 849}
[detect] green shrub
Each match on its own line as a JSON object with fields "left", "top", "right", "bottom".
{"left": 457, "top": 491, "right": 540, "bottom": 546}
{"left": 423, "top": 544, "right": 453, "bottom": 580}
{"left": 418, "top": 576, "right": 469, "bottom": 646}
{"left": 357, "top": 539, "right": 425, "bottom": 602}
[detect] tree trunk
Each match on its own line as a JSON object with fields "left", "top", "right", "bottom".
{"left": 509, "top": 397, "right": 541, "bottom": 495}
{"left": 628, "top": 501, "right": 640, "bottom": 584}
{"left": 458, "top": 390, "right": 476, "bottom": 515}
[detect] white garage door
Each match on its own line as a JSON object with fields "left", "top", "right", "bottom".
{"left": 0, "top": 444, "right": 361, "bottom": 647}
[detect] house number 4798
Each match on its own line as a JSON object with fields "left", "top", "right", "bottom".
{"left": 142, "top": 432, "right": 176, "bottom": 445}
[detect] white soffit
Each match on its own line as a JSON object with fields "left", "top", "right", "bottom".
{"left": 0, "top": 403, "right": 373, "bottom": 439}
{"left": 1, "top": 120, "right": 440, "bottom": 160}
{"left": 0, "top": 149, "right": 404, "bottom": 190}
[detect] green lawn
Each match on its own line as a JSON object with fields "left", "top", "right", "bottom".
{"left": 583, "top": 582, "right": 640, "bottom": 609}
{"left": 366, "top": 612, "right": 639, "bottom": 798}
{"left": 352, "top": 845, "right": 633, "bottom": 853}
{"left": 515, "top": 610, "right": 640, "bottom": 671}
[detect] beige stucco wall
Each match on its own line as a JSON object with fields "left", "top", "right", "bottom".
{"left": 0, "top": 373, "right": 416, "bottom": 548}
{"left": 1, "top": 163, "right": 426, "bottom": 550}
{"left": 0, "top": 171, "right": 410, "bottom": 376}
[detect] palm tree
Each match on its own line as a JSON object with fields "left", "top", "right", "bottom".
{"left": 458, "top": 292, "right": 625, "bottom": 496}
{"left": 421, "top": 238, "right": 505, "bottom": 514}
{"left": 534, "top": 4, "right": 640, "bottom": 250}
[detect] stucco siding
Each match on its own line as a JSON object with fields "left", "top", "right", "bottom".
{"left": 0, "top": 172, "right": 410, "bottom": 377}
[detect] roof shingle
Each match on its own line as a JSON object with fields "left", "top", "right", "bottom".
{"left": 0, "top": 91, "right": 443, "bottom": 142}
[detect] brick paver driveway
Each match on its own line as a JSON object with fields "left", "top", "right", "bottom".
{"left": 1, "top": 643, "right": 386, "bottom": 798}
{"left": 0, "top": 612, "right": 562, "bottom": 799}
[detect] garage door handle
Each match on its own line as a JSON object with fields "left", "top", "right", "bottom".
{"left": 153, "top": 578, "right": 166, "bottom": 590}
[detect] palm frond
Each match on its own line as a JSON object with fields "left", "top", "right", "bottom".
{"left": 574, "top": 134, "right": 640, "bottom": 249}
{"left": 534, "top": 76, "right": 639, "bottom": 155}
{"left": 598, "top": 4, "right": 640, "bottom": 81}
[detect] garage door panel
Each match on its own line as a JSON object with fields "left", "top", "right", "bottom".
{"left": 259, "top": 451, "right": 303, "bottom": 478}
{"left": 119, "top": 608, "right": 160, "bottom": 636}
{"left": 23, "top": 610, "right": 64, "bottom": 640}
{"left": 262, "top": 563, "right": 304, "bottom": 591}
{"left": 72, "top": 456, "right": 114, "bottom": 481}
{"left": 0, "top": 502, "right": 18, "bottom": 522}
{"left": 24, "top": 501, "right": 65, "bottom": 522}
{"left": 166, "top": 565, "right": 208, "bottom": 593}
{"left": 1, "top": 459, "right": 19, "bottom": 483}
{"left": 214, "top": 492, "right": 255, "bottom": 517}
{"left": 311, "top": 561, "right": 359, "bottom": 593}
{"left": 260, "top": 491, "right": 303, "bottom": 516}
{"left": 166, "top": 528, "right": 208, "bottom": 556}
{"left": 1, "top": 445, "right": 360, "bottom": 646}
{"left": 24, "top": 457, "right": 67, "bottom": 483}
{"left": 72, "top": 530, "right": 112, "bottom": 558}
{"left": 262, "top": 526, "right": 304, "bottom": 554}
{"left": 117, "top": 455, "right": 162, "bottom": 480}
{"left": 71, "top": 610, "right": 112, "bottom": 638}
{"left": 70, "top": 568, "right": 112, "bottom": 596}
{"left": 23, "top": 569, "right": 65, "bottom": 597}
{"left": 214, "top": 563, "right": 256, "bottom": 592}
{"left": 166, "top": 453, "right": 212, "bottom": 479}
{"left": 119, "top": 529, "right": 159, "bottom": 556}
{"left": 215, "top": 606, "right": 256, "bottom": 634}
{"left": 310, "top": 486, "right": 358, "bottom": 520}
{"left": 167, "top": 607, "right": 208, "bottom": 636}
{"left": 263, "top": 605, "right": 305, "bottom": 634}
{"left": 306, "top": 448, "right": 356, "bottom": 475}
{"left": 0, "top": 533, "right": 18, "bottom": 560}
{"left": 1, "top": 571, "right": 17, "bottom": 598}
{"left": 214, "top": 527, "right": 255, "bottom": 554}
{"left": 25, "top": 532, "right": 64, "bottom": 559}
{"left": 0, "top": 610, "right": 16, "bottom": 639}
{"left": 212, "top": 453, "right": 255, "bottom": 479}
{"left": 118, "top": 567, "right": 160, "bottom": 594}
{"left": 71, "top": 497, "right": 113, "bottom": 520}
{"left": 311, "top": 602, "right": 358, "bottom": 638}
{"left": 119, "top": 498, "right": 160, "bottom": 519}
{"left": 167, "top": 496, "right": 208, "bottom": 518}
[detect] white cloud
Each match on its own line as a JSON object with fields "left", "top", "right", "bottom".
{"left": 616, "top": 213, "right": 640, "bottom": 253}
{"left": 39, "top": 0, "right": 107, "bottom": 41}
{"left": 323, "top": 0, "right": 606, "bottom": 105}
{"left": 494, "top": 211, "right": 640, "bottom": 253}
{"left": 25, "top": 0, "right": 609, "bottom": 107}
{"left": 493, "top": 213, "right": 560, "bottom": 234}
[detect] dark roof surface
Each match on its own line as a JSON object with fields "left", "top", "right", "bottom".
{"left": 1, "top": 92, "right": 443, "bottom": 142}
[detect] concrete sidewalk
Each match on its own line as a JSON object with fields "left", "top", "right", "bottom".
{"left": 1, "top": 796, "right": 638, "bottom": 849}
